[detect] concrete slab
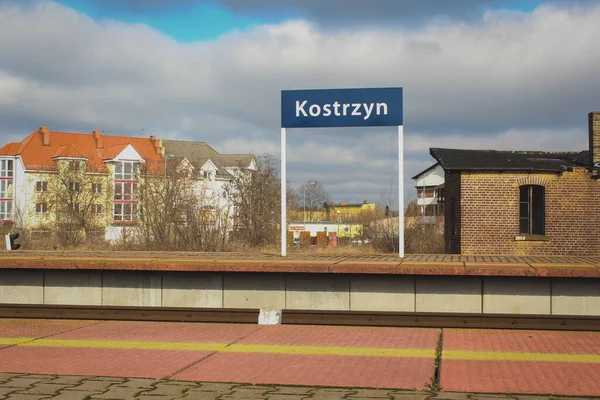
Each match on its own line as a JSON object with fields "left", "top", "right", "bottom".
{"left": 350, "top": 275, "right": 415, "bottom": 311}
{"left": 415, "top": 276, "right": 481, "bottom": 313}
{"left": 483, "top": 277, "right": 550, "bottom": 314}
{"left": 0, "top": 270, "right": 43, "bottom": 304}
{"left": 162, "top": 272, "right": 222, "bottom": 308}
{"left": 44, "top": 271, "right": 102, "bottom": 305}
{"left": 286, "top": 274, "right": 350, "bottom": 310}
{"left": 552, "top": 278, "right": 600, "bottom": 316}
{"left": 223, "top": 273, "right": 285, "bottom": 309}
{"left": 102, "top": 271, "right": 162, "bottom": 307}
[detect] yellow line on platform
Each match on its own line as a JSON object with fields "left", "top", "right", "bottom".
{"left": 6, "top": 337, "right": 598, "bottom": 363}
{"left": 3, "top": 337, "right": 433, "bottom": 358}
{"left": 444, "top": 350, "right": 600, "bottom": 363}
{"left": 0, "top": 337, "right": 32, "bottom": 345}
{"left": 20, "top": 339, "right": 228, "bottom": 352}
{"left": 223, "top": 344, "right": 435, "bottom": 358}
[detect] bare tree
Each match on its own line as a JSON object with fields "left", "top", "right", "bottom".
{"left": 45, "top": 160, "right": 112, "bottom": 247}
{"left": 225, "top": 153, "right": 296, "bottom": 248}
{"left": 136, "top": 159, "right": 231, "bottom": 251}
{"left": 296, "top": 180, "right": 331, "bottom": 210}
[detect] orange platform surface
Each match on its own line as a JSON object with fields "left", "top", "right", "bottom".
{"left": 2, "top": 318, "right": 600, "bottom": 396}
{"left": 2, "top": 250, "right": 600, "bottom": 277}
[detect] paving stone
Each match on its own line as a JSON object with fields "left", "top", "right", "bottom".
{"left": 15, "top": 383, "right": 72, "bottom": 396}
{"left": 137, "top": 396, "right": 180, "bottom": 400}
{"left": 141, "top": 383, "right": 193, "bottom": 397}
{"left": 158, "top": 381, "right": 198, "bottom": 387}
{"left": 3, "top": 379, "right": 49, "bottom": 389}
{"left": 0, "top": 387, "right": 19, "bottom": 398}
{"left": 347, "top": 388, "right": 393, "bottom": 398}
{"left": 89, "top": 386, "right": 145, "bottom": 399}
{"left": 514, "top": 397, "right": 554, "bottom": 400}
{"left": 390, "top": 394, "right": 431, "bottom": 400}
{"left": 234, "top": 385, "right": 278, "bottom": 391}
{"left": 4, "top": 395, "right": 51, "bottom": 400}
{"left": 430, "top": 394, "right": 469, "bottom": 400}
{"left": 227, "top": 387, "right": 271, "bottom": 397}
{"left": 11, "top": 377, "right": 53, "bottom": 381}
{"left": 49, "top": 391, "right": 101, "bottom": 400}
{"left": 0, "top": 374, "right": 23, "bottom": 383}
{"left": 118, "top": 378, "right": 156, "bottom": 389}
{"left": 48, "top": 377, "right": 87, "bottom": 386}
{"left": 63, "top": 381, "right": 113, "bottom": 393}
{"left": 195, "top": 383, "right": 238, "bottom": 392}
{"left": 309, "top": 389, "right": 356, "bottom": 400}
{"left": 179, "top": 390, "right": 222, "bottom": 400}
{"left": 84, "top": 377, "right": 127, "bottom": 383}
{"left": 265, "top": 395, "right": 310, "bottom": 400}
{"left": 268, "top": 387, "right": 313, "bottom": 396}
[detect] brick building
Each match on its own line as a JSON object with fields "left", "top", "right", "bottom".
{"left": 429, "top": 111, "right": 600, "bottom": 256}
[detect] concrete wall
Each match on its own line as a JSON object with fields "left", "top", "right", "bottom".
{"left": 0, "top": 270, "right": 598, "bottom": 316}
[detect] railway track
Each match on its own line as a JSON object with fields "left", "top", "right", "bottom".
{"left": 1, "top": 304, "right": 599, "bottom": 331}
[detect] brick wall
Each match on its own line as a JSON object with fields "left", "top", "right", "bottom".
{"left": 444, "top": 171, "right": 461, "bottom": 254}
{"left": 458, "top": 168, "right": 600, "bottom": 256}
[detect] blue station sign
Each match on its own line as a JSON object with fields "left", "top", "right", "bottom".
{"left": 281, "top": 87, "right": 403, "bottom": 128}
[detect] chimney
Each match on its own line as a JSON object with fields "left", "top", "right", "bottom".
{"left": 92, "top": 130, "right": 102, "bottom": 148}
{"left": 590, "top": 112, "right": 600, "bottom": 167}
{"left": 363, "top": 200, "right": 368, "bottom": 204}
{"left": 39, "top": 126, "right": 50, "bottom": 146}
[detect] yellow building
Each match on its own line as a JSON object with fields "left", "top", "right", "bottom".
{"left": 289, "top": 200, "right": 376, "bottom": 223}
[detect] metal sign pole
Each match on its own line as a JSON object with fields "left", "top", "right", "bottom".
{"left": 281, "top": 127, "right": 287, "bottom": 257}
{"left": 398, "top": 125, "right": 404, "bottom": 258}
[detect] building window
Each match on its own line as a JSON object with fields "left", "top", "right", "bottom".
{"left": 36, "top": 181, "right": 48, "bottom": 192}
{"left": 69, "top": 160, "right": 80, "bottom": 171}
{"left": 113, "top": 161, "right": 139, "bottom": 223}
{"left": 0, "top": 200, "right": 12, "bottom": 220}
{"left": 68, "top": 203, "right": 81, "bottom": 213}
{"left": 114, "top": 203, "right": 138, "bottom": 222}
{"left": 519, "top": 185, "right": 545, "bottom": 235}
{"left": 92, "top": 204, "right": 102, "bottom": 214}
{"left": 0, "top": 159, "right": 14, "bottom": 221}
{"left": 92, "top": 183, "right": 102, "bottom": 193}
{"left": 114, "top": 161, "right": 137, "bottom": 180}
{"left": 36, "top": 203, "right": 48, "bottom": 214}
{"left": 68, "top": 182, "right": 80, "bottom": 192}
{"left": 1, "top": 160, "right": 13, "bottom": 177}
{"left": 203, "top": 170, "right": 211, "bottom": 179}
{"left": 114, "top": 182, "right": 137, "bottom": 201}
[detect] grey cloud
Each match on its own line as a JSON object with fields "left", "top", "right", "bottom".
{"left": 1, "top": 0, "right": 599, "bottom": 205}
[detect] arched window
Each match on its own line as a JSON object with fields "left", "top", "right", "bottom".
{"left": 519, "top": 185, "right": 545, "bottom": 235}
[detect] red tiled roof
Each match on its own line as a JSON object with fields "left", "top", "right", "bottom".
{"left": 0, "top": 128, "right": 164, "bottom": 173}
{"left": 53, "top": 145, "right": 87, "bottom": 159}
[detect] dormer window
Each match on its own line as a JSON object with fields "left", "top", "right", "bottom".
{"left": 69, "top": 160, "right": 80, "bottom": 171}
{"left": 203, "top": 171, "right": 211, "bottom": 179}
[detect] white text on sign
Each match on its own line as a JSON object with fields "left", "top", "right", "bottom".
{"left": 295, "top": 101, "right": 388, "bottom": 120}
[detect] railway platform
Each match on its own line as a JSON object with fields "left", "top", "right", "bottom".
{"left": 1, "top": 251, "right": 600, "bottom": 317}
{"left": 1, "top": 318, "right": 600, "bottom": 398}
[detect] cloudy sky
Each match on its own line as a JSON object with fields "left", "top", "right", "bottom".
{"left": 1, "top": 0, "right": 599, "bottom": 209}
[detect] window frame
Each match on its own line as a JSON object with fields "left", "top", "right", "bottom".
{"left": 519, "top": 184, "right": 545, "bottom": 235}
{"left": 36, "top": 202, "right": 48, "bottom": 214}
{"left": 36, "top": 181, "right": 48, "bottom": 192}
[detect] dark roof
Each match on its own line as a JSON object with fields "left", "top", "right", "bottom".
{"left": 411, "top": 162, "right": 440, "bottom": 180}
{"left": 162, "top": 140, "right": 255, "bottom": 178}
{"left": 430, "top": 148, "right": 590, "bottom": 173}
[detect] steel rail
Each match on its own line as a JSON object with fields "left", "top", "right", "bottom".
{"left": 1, "top": 304, "right": 599, "bottom": 331}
